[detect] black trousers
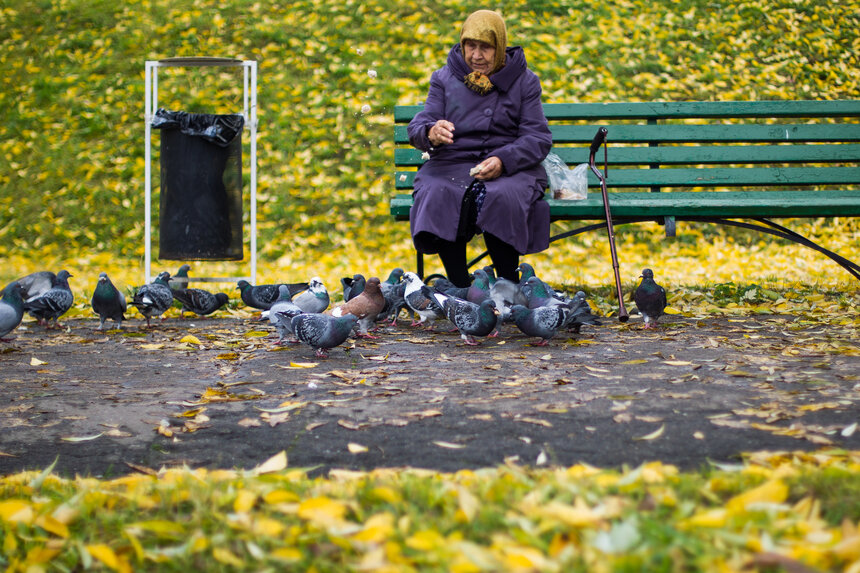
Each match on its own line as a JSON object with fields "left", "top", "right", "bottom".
{"left": 436, "top": 232, "right": 520, "bottom": 287}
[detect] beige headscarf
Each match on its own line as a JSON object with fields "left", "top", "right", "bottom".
{"left": 459, "top": 10, "right": 507, "bottom": 75}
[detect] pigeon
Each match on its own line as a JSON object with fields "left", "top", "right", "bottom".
{"left": 292, "top": 277, "right": 330, "bottom": 314}
{"left": 265, "top": 284, "right": 303, "bottom": 344}
{"left": 91, "top": 272, "right": 127, "bottom": 330}
{"left": 482, "top": 266, "right": 498, "bottom": 286}
{"left": 509, "top": 304, "right": 568, "bottom": 346}
{"left": 489, "top": 277, "right": 528, "bottom": 324}
{"left": 466, "top": 269, "right": 493, "bottom": 304}
{"left": 16, "top": 271, "right": 56, "bottom": 300}
{"left": 237, "top": 280, "right": 309, "bottom": 311}
{"left": 0, "top": 282, "right": 25, "bottom": 341}
{"left": 132, "top": 272, "right": 174, "bottom": 327}
{"left": 433, "top": 277, "right": 469, "bottom": 301}
{"left": 291, "top": 312, "right": 358, "bottom": 358}
{"left": 171, "top": 287, "right": 229, "bottom": 318}
{"left": 431, "top": 289, "right": 498, "bottom": 345}
{"left": 332, "top": 277, "right": 386, "bottom": 337}
{"left": 403, "top": 272, "right": 445, "bottom": 328}
{"left": 378, "top": 268, "right": 406, "bottom": 325}
{"left": 23, "top": 269, "right": 74, "bottom": 328}
{"left": 169, "top": 264, "right": 191, "bottom": 290}
{"left": 633, "top": 268, "right": 667, "bottom": 328}
{"left": 524, "top": 276, "right": 566, "bottom": 309}
{"left": 562, "top": 290, "right": 602, "bottom": 333}
{"left": 341, "top": 274, "right": 366, "bottom": 303}
{"left": 518, "top": 263, "right": 560, "bottom": 300}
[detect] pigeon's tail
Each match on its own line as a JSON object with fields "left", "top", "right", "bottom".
{"left": 563, "top": 297, "right": 601, "bottom": 329}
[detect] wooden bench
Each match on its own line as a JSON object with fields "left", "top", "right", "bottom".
{"left": 391, "top": 100, "right": 860, "bottom": 281}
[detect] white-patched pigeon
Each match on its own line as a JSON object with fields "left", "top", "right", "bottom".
{"left": 292, "top": 277, "right": 330, "bottom": 314}
{"left": 0, "top": 282, "right": 25, "bottom": 341}
{"left": 23, "top": 269, "right": 74, "bottom": 329}
{"left": 633, "top": 268, "right": 667, "bottom": 328}
{"left": 430, "top": 288, "right": 498, "bottom": 346}
{"left": 91, "top": 272, "right": 127, "bottom": 330}
{"left": 403, "top": 272, "right": 444, "bottom": 328}
{"left": 332, "top": 277, "right": 386, "bottom": 337}
{"left": 132, "top": 272, "right": 173, "bottom": 328}
{"left": 291, "top": 312, "right": 358, "bottom": 358}
{"left": 171, "top": 287, "right": 229, "bottom": 318}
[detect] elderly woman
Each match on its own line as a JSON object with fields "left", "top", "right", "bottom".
{"left": 407, "top": 9, "right": 552, "bottom": 287}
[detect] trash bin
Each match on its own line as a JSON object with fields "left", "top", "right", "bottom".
{"left": 152, "top": 108, "right": 244, "bottom": 260}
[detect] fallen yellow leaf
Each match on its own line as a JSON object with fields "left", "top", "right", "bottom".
{"left": 348, "top": 443, "right": 369, "bottom": 453}
{"left": 633, "top": 424, "right": 665, "bottom": 441}
{"left": 179, "top": 334, "right": 202, "bottom": 345}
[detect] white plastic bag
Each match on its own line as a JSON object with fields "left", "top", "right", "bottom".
{"left": 542, "top": 153, "right": 588, "bottom": 200}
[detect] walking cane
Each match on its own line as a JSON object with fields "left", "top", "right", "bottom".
{"left": 589, "top": 127, "right": 629, "bottom": 322}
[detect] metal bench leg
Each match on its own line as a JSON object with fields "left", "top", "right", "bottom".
{"left": 663, "top": 216, "right": 676, "bottom": 237}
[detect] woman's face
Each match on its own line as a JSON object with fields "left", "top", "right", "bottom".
{"left": 463, "top": 39, "right": 496, "bottom": 74}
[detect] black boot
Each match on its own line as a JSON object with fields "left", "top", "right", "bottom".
{"left": 484, "top": 233, "right": 520, "bottom": 283}
{"left": 436, "top": 238, "right": 471, "bottom": 287}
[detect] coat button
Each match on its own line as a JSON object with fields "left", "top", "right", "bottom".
{"left": 484, "top": 108, "right": 492, "bottom": 116}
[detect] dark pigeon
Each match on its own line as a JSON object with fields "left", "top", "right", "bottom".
{"left": 466, "top": 269, "right": 492, "bottom": 304}
{"left": 403, "top": 272, "right": 444, "bottom": 328}
{"left": 23, "top": 269, "right": 74, "bottom": 328}
{"left": 524, "top": 276, "right": 565, "bottom": 309}
{"left": 0, "top": 282, "right": 25, "bottom": 341}
{"left": 562, "top": 291, "right": 602, "bottom": 333}
{"left": 510, "top": 304, "right": 568, "bottom": 346}
{"left": 91, "top": 272, "right": 127, "bottom": 330}
{"left": 433, "top": 277, "right": 469, "bottom": 301}
{"left": 431, "top": 289, "right": 497, "bottom": 346}
{"left": 291, "top": 312, "right": 358, "bottom": 358}
{"left": 378, "top": 268, "right": 406, "bottom": 326}
{"left": 341, "top": 274, "right": 366, "bottom": 303}
{"left": 237, "top": 280, "right": 309, "bottom": 311}
{"left": 292, "top": 277, "right": 330, "bottom": 314}
{"left": 633, "top": 268, "right": 668, "bottom": 328}
{"left": 171, "top": 287, "right": 229, "bottom": 318}
{"left": 132, "top": 272, "right": 174, "bottom": 327}
{"left": 517, "top": 263, "right": 560, "bottom": 301}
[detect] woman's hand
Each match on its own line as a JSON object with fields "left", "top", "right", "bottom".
{"left": 473, "top": 156, "right": 503, "bottom": 180}
{"left": 428, "top": 120, "right": 455, "bottom": 146}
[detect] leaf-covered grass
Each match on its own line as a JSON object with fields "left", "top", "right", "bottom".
{"left": 1, "top": 0, "right": 858, "bottom": 289}
{"left": 2, "top": 451, "right": 860, "bottom": 571}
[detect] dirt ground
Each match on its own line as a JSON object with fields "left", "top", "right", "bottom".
{"left": 1, "top": 310, "right": 858, "bottom": 479}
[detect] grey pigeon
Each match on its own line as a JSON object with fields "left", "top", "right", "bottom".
{"left": 341, "top": 274, "right": 366, "bottom": 303}
{"left": 265, "top": 284, "right": 303, "bottom": 344}
{"left": 23, "top": 269, "right": 74, "bottom": 328}
{"left": 292, "top": 277, "right": 330, "bottom": 314}
{"left": 433, "top": 277, "right": 469, "bottom": 300}
{"left": 237, "top": 280, "right": 309, "bottom": 311}
{"left": 431, "top": 289, "right": 498, "bottom": 346}
{"left": 332, "top": 277, "right": 386, "bottom": 337}
{"left": 524, "top": 276, "right": 565, "bottom": 309}
{"left": 403, "top": 272, "right": 444, "bottom": 328}
{"left": 0, "top": 282, "right": 25, "bottom": 341}
{"left": 510, "top": 304, "right": 567, "bottom": 346}
{"left": 633, "top": 268, "right": 667, "bottom": 328}
{"left": 562, "top": 291, "right": 602, "bottom": 333}
{"left": 91, "top": 272, "right": 127, "bottom": 330}
{"left": 171, "top": 287, "right": 229, "bottom": 318}
{"left": 291, "top": 312, "right": 358, "bottom": 358}
{"left": 489, "top": 277, "right": 528, "bottom": 324}
{"left": 518, "top": 263, "right": 560, "bottom": 301}
{"left": 378, "top": 268, "right": 406, "bottom": 325}
{"left": 132, "top": 272, "right": 174, "bottom": 327}
{"left": 169, "top": 264, "right": 191, "bottom": 290}
{"left": 16, "top": 271, "right": 56, "bottom": 300}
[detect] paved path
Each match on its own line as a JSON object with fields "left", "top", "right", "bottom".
{"left": 1, "top": 313, "right": 858, "bottom": 478}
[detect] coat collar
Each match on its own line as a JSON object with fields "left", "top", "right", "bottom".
{"left": 447, "top": 44, "right": 526, "bottom": 93}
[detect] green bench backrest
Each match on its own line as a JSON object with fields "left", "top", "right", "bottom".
{"left": 394, "top": 100, "right": 860, "bottom": 191}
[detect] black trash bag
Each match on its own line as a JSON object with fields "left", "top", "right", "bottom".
{"left": 153, "top": 109, "right": 244, "bottom": 261}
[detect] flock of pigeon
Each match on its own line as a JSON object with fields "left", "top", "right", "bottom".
{"left": 0, "top": 262, "right": 668, "bottom": 358}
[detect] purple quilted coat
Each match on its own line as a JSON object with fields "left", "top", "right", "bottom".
{"left": 407, "top": 44, "right": 552, "bottom": 255}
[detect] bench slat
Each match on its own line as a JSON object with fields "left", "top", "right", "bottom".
{"left": 394, "top": 166, "right": 860, "bottom": 190}
{"left": 395, "top": 100, "right": 860, "bottom": 122}
{"left": 395, "top": 123, "right": 860, "bottom": 145}
{"left": 391, "top": 190, "right": 860, "bottom": 220}
{"left": 395, "top": 143, "right": 860, "bottom": 167}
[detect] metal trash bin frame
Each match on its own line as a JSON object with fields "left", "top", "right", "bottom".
{"left": 144, "top": 57, "right": 257, "bottom": 284}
